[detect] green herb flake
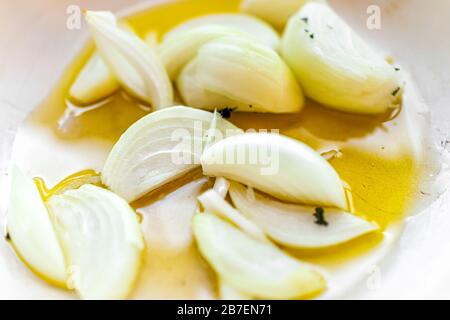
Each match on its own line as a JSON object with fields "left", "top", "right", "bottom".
{"left": 300, "top": 17, "right": 309, "bottom": 24}
{"left": 313, "top": 207, "right": 328, "bottom": 227}
{"left": 310, "top": 33, "right": 315, "bottom": 39}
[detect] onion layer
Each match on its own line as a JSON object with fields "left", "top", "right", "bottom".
{"left": 47, "top": 184, "right": 144, "bottom": 299}
{"left": 198, "top": 189, "right": 268, "bottom": 242}
{"left": 177, "top": 35, "right": 304, "bottom": 113}
{"left": 159, "top": 26, "right": 243, "bottom": 79}
{"left": 229, "top": 182, "right": 378, "bottom": 249}
{"left": 201, "top": 133, "right": 347, "bottom": 208}
{"left": 282, "top": 2, "right": 401, "bottom": 114}
{"left": 163, "top": 13, "right": 279, "bottom": 50}
{"left": 193, "top": 213, "right": 325, "bottom": 299}
{"left": 102, "top": 106, "right": 240, "bottom": 202}
{"left": 69, "top": 23, "right": 158, "bottom": 105}
{"left": 6, "top": 166, "right": 66, "bottom": 286}
{"left": 85, "top": 11, "right": 173, "bottom": 108}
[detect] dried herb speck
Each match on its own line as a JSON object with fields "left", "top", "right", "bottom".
{"left": 394, "top": 67, "right": 400, "bottom": 71}
{"left": 5, "top": 233, "right": 11, "bottom": 241}
{"left": 218, "top": 107, "right": 237, "bottom": 119}
{"left": 313, "top": 207, "right": 328, "bottom": 226}
{"left": 392, "top": 87, "right": 401, "bottom": 96}
{"left": 310, "top": 33, "right": 315, "bottom": 39}
{"left": 301, "top": 17, "right": 309, "bottom": 24}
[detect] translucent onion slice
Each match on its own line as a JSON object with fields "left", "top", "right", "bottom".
{"left": 197, "top": 189, "right": 268, "bottom": 242}
{"left": 158, "top": 26, "right": 243, "bottom": 79}
{"left": 240, "top": 0, "right": 311, "bottom": 29}
{"left": 69, "top": 25, "right": 159, "bottom": 105}
{"left": 6, "top": 166, "right": 66, "bottom": 286}
{"left": 282, "top": 2, "right": 401, "bottom": 114}
{"left": 102, "top": 106, "right": 241, "bottom": 202}
{"left": 178, "top": 70, "right": 260, "bottom": 112}
{"left": 84, "top": 11, "right": 173, "bottom": 108}
{"left": 163, "top": 13, "right": 279, "bottom": 50}
{"left": 211, "top": 177, "right": 255, "bottom": 300}
{"left": 219, "top": 279, "right": 252, "bottom": 300}
{"left": 193, "top": 213, "right": 325, "bottom": 299}
{"left": 229, "top": 182, "right": 378, "bottom": 249}
{"left": 177, "top": 35, "right": 304, "bottom": 113}
{"left": 69, "top": 53, "right": 120, "bottom": 105}
{"left": 46, "top": 184, "right": 144, "bottom": 300}
{"left": 212, "top": 177, "right": 230, "bottom": 198}
{"left": 201, "top": 132, "right": 347, "bottom": 208}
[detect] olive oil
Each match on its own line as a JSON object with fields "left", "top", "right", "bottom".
{"left": 17, "top": 0, "right": 425, "bottom": 298}
{"left": 34, "top": 170, "right": 101, "bottom": 200}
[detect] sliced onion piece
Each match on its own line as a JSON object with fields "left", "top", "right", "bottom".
{"left": 6, "top": 166, "right": 67, "bottom": 286}
{"left": 158, "top": 26, "right": 243, "bottom": 79}
{"left": 198, "top": 189, "right": 268, "bottom": 242}
{"left": 240, "top": 0, "right": 311, "bottom": 29}
{"left": 84, "top": 11, "right": 173, "bottom": 108}
{"left": 282, "top": 2, "right": 401, "bottom": 114}
{"left": 163, "top": 13, "right": 279, "bottom": 50}
{"left": 219, "top": 279, "right": 252, "bottom": 300}
{"left": 69, "top": 23, "right": 145, "bottom": 105}
{"left": 177, "top": 69, "right": 258, "bottom": 112}
{"left": 177, "top": 35, "right": 304, "bottom": 113}
{"left": 193, "top": 214, "right": 325, "bottom": 299}
{"left": 69, "top": 52, "right": 120, "bottom": 105}
{"left": 212, "top": 177, "right": 230, "bottom": 198}
{"left": 46, "top": 184, "right": 144, "bottom": 299}
{"left": 229, "top": 182, "right": 378, "bottom": 249}
{"left": 210, "top": 177, "right": 266, "bottom": 301}
{"left": 102, "top": 106, "right": 241, "bottom": 202}
{"left": 201, "top": 133, "right": 347, "bottom": 208}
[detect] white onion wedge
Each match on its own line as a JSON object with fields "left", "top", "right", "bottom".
{"left": 69, "top": 23, "right": 134, "bottom": 105}
{"left": 211, "top": 177, "right": 256, "bottom": 300}
{"left": 212, "top": 177, "right": 230, "bottom": 198}
{"left": 84, "top": 11, "right": 173, "bottom": 108}
{"left": 229, "top": 182, "right": 378, "bottom": 249}
{"left": 158, "top": 26, "right": 243, "bottom": 79}
{"left": 198, "top": 189, "right": 268, "bottom": 242}
{"left": 69, "top": 25, "right": 159, "bottom": 105}
{"left": 219, "top": 279, "right": 252, "bottom": 300}
{"left": 201, "top": 133, "right": 347, "bottom": 208}
{"left": 102, "top": 106, "right": 241, "bottom": 202}
{"left": 177, "top": 35, "right": 304, "bottom": 113}
{"left": 163, "top": 13, "right": 279, "bottom": 50}
{"left": 46, "top": 184, "right": 144, "bottom": 300}
{"left": 69, "top": 53, "right": 120, "bottom": 105}
{"left": 240, "top": 0, "right": 311, "bottom": 29}
{"left": 193, "top": 214, "right": 325, "bottom": 299}
{"left": 282, "top": 2, "right": 401, "bottom": 114}
{"left": 6, "top": 166, "right": 67, "bottom": 286}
